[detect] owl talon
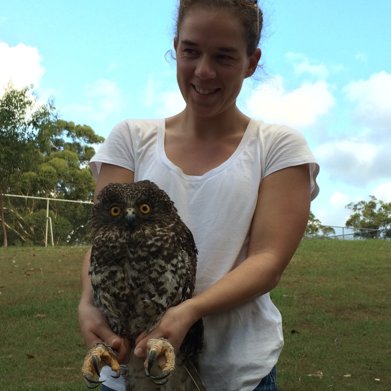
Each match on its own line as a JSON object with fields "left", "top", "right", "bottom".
{"left": 144, "top": 338, "right": 175, "bottom": 384}
{"left": 82, "top": 343, "right": 121, "bottom": 388}
{"left": 83, "top": 376, "right": 103, "bottom": 389}
{"left": 92, "top": 356, "right": 101, "bottom": 377}
{"left": 144, "top": 359, "right": 170, "bottom": 385}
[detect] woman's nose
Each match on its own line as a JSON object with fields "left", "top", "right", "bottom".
{"left": 194, "top": 56, "right": 216, "bottom": 79}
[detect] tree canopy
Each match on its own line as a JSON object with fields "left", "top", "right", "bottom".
{"left": 305, "top": 211, "right": 335, "bottom": 238}
{"left": 345, "top": 196, "right": 391, "bottom": 238}
{"left": 0, "top": 85, "right": 104, "bottom": 246}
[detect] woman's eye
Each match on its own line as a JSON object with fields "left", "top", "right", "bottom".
{"left": 217, "top": 54, "right": 234, "bottom": 63}
{"left": 139, "top": 203, "right": 151, "bottom": 215}
{"left": 110, "top": 206, "right": 121, "bottom": 217}
{"left": 182, "top": 48, "right": 198, "bottom": 57}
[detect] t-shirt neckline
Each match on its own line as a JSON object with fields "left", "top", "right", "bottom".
{"left": 157, "top": 118, "right": 256, "bottom": 181}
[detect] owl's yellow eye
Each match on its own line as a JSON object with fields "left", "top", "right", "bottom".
{"left": 139, "top": 203, "right": 151, "bottom": 215}
{"left": 110, "top": 206, "right": 122, "bottom": 217}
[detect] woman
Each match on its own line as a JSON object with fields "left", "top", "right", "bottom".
{"left": 79, "top": 1, "right": 319, "bottom": 390}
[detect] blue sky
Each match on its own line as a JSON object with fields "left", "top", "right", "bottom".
{"left": 1, "top": 0, "right": 391, "bottom": 227}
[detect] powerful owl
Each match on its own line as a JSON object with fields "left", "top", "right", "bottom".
{"left": 81, "top": 180, "right": 205, "bottom": 390}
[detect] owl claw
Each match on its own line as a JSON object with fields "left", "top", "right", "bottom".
{"left": 92, "top": 356, "right": 101, "bottom": 377}
{"left": 144, "top": 338, "right": 175, "bottom": 385}
{"left": 82, "top": 343, "right": 121, "bottom": 388}
{"left": 83, "top": 376, "right": 103, "bottom": 389}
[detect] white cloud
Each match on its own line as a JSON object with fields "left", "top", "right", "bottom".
{"left": 143, "top": 74, "right": 185, "bottom": 117}
{"left": 344, "top": 71, "right": 391, "bottom": 138}
{"left": 316, "top": 139, "right": 374, "bottom": 179}
{"left": 372, "top": 182, "right": 391, "bottom": 202}
{"left": 313, "top": 190, "right": 366, "bottom": 228}
{"left": 245, "top": 75, "right": 335, "bottom": 128}
{"left": 63, "top": 79, "right": 123, "bottom": 121}
{"left": 330, "top": 191, "right": 352, "bottom": 208}
{"left": 86, "top": 79, "right": 122, "bottom": 118}
{"left": 158, "top": 90, "right": 185, "bottom": 117}
{"left": 0, "top": 42, "right": 45, "bottom": 94}
{"left": 286, "top": 52, "right": 330, "bottom": 79}
{"left": 326, "top": 192, "right": 353, "bottom": 227}
{"left": 144, "top": 77, "right": 156, "bottom": 108}
{"left": 313, "top": 72, "right": 391, "bottom": 194}
{"left": 315, "top": 139, "right": 391, "bottom": 186}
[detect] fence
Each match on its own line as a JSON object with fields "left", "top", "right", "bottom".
{"left": 308, "top": 225, "right": 389, "bottom": 240}
{"left": 1, "top": 194, "right": 388, "bottom": 246}
{"left": 1, "top": 194, "right": 93, "bottom": 247}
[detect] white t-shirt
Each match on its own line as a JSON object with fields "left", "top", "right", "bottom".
{"left": 90, "top": 118, "right": 319, "bottom": 391}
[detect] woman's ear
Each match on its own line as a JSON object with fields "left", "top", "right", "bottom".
{"left": 246, "top": 48, "right": 262, "bottom": 78}
{"left": 174, "top": 37, "right": 178, "bottom": 51}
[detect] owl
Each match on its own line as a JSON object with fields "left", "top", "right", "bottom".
{"left": 81, "top": 180, "right": 205, "bottom": 390}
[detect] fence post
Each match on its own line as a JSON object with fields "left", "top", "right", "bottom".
{"left": 3, "top": 194, "right": 92, "bottom": 246}
{"left": 45, "top": 199, "right": 49, "bottom": 247}
{"left": 44, "top": 199, "right": 55, "bottom": 247}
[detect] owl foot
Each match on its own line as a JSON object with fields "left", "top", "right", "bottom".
{"left": 82, "top": 343, "right": 121, "bottom": 388}
{"left": 144, "top": 337, "right": 175, "bottom": 385}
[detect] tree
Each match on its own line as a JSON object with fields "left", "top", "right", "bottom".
{"left": 1, "top": 85, "right": 104, "bottom": 246}
{"left": 305, "top": 211, "right": 335, "bottom": 238}
{"left": 30, "top": 119, "right": 104, "bottom": 200}
{"left": 8, "top": 119, "right": 104, "bottom": 200}
{"left": 36, "top": 119, "right": 103, "bottom": 166}
{"left": 0, "top": 84, "right": 55, "bottom": 246}
{"left": 345, "top": 196, "right": 391, "bottom": 238}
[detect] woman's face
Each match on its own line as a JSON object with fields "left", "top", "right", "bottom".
{"left": 175, "top": 7, "right": 260, "bottom": 119}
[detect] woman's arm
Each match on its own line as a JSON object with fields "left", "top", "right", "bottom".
{"left": 134, "top": 164, "right": 311, "bottom": 356}
{"left": 78, "top": 163, "right": 134, "bottom": 363}
{"left": 190, "top": 164, "right": 311, "bottom": 313}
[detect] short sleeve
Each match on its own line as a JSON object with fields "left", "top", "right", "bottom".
{"left": 89, "top": 121, "right": 135, "bottom": 180}
{"left": 263, "top": 125, "right": 320, "bottom": 200}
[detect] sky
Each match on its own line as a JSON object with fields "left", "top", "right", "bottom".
{"left": 1, "top": 0, "right": 390, "bottom": 228}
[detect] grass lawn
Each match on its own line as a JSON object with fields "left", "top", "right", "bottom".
{"left": 274, "top": 239, "right": 390, "bottom": 390}
{"left": 0, "top": 240, "right": 390, "bottom": 390}
{"left": 0, "top": 246, "right": 87, "bottom": 391}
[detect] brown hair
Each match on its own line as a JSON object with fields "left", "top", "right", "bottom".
{"left": 176, "top": 0, "right": 263, "bottom": 55}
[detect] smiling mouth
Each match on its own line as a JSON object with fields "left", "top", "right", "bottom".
{"left": 192, "top": 84, "right": 220, "bottom": 95}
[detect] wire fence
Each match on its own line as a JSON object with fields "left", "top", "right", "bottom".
{"left": 0, "top": 194, "right": 389, "bottom": 246}
{"left": 317, "top": 226, "right": 389, "bottom": 240}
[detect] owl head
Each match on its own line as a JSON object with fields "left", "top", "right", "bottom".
{"left": 92, "top": 180, "right": 177, "bottom": 233}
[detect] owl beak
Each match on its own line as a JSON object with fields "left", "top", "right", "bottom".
{"left": 125, "top": 208, "right": 136, "bottom": 227}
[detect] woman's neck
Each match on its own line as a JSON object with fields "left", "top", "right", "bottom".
{"left": 167, "top": 106, "right": 250, "bottom": 140}
{"left": 164, "top": 107, "right": 252, "bottom": 176}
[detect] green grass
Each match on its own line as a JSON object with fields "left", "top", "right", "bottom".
{"left": 274, "top": 240, "right": 390, "bottom": 390}
{"left": 0, "top": 246, "right": 87, "bottom": 391}
{"left": 0, "top": 240, "right": 390, "bottom": 390}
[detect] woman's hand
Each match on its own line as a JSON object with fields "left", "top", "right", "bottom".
{"left": 133, "top": 299, "right": 200, "bottom": 358}
{"left": 78, "top": 299, "right": 130, "bottom": 364}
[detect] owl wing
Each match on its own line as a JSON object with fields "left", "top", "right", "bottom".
{"left": 89, "top": 236, "right": 135, "bottom": 336}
